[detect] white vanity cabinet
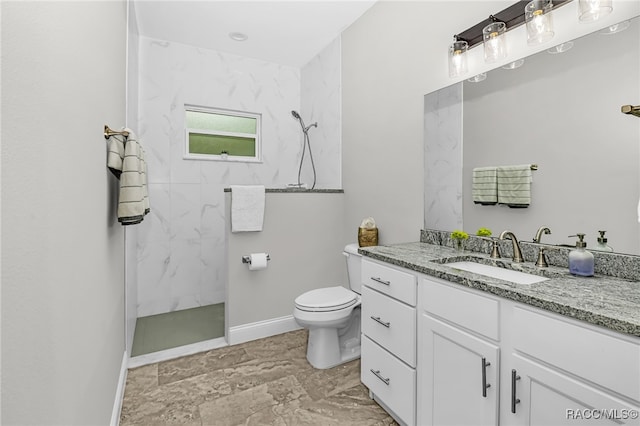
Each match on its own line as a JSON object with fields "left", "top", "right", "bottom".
{"left": 418, "top": 278, "right": 501, "bottom": 426}
{"left": 360, "top": 259, "right": 417, "bottom": 426}
{"left": 417, "top": 276, "right": 640, "bottom": 426}
{"left": 509, "top": 307, "right": 640, "bottom": 426}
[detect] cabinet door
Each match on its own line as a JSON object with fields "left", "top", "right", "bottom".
{"left": 418, "top": 314, "right": 499, "bottom": 426}
{"left": 509, "top": 354, "right": 640, "bottom": 426}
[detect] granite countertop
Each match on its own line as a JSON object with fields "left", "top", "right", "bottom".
{"left": 359, "top": 242, "right": 640, "bottom": 337}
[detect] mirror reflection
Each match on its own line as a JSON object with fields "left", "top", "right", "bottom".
{"left": 427, "top": 17, "right": 640, "bottom": 255}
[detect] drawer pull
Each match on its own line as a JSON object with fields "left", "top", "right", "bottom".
{"left": 370, "top": 316, "right": 391, "bottom": 328}
{"left": 370, "top": 369, "right": 390, "bottom": 385}
{"left": 511, "top": 369, "right": 521, "bottom": 413}
{"left": 370, "top": 276, "right": 391, "bottom": 286}
{"left": 481, "top": 357, "right": 491, "bottom": 397}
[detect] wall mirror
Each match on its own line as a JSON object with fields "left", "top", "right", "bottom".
{"left": 428, "top": 16, "right": 640, "bottom": 255}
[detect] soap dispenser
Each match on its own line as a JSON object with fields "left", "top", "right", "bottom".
{"left": 593, "top": 230, "right": 613, "bottom": 252}
{"left": 568, "top": 233, "right": 594, "bottom": 277}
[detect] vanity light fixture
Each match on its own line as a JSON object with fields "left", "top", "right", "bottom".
{"left": 601, "top": 20, "right": 630, "bottom": 34}
{"left": 547, "top": 41, "right": 574, "bottom": 54}
{"left": 449, "top": 37, "right": 469, "bottom": 78}
{"left": 525, "top": 0, "right": 555, "bottom": 45}
{"left": 502, "top": 59, "right": 525, "bottom": 69}
{"left": 483, "top": 19, "right": 507, "bottom": 63}
{"left": 578, "top": 0, "right": 613, "bottom": 22}
{"left": 448, "top": 0, "right": 570, "bottom": 79}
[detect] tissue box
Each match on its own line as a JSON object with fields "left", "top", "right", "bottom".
{"left": 358, "top": 227, "right": 378, "bottom": 247}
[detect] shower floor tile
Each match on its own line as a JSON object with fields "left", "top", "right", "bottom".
{"left": 131, "top": 303, "right": 225, "bottom": 357}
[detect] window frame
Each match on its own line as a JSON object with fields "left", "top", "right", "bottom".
{"left": 183, "top": 105, "right": 262, "bottom": 163}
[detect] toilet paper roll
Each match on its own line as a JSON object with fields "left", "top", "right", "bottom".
{"left": 248, "top": 253, "right": 268, "bottom": 271}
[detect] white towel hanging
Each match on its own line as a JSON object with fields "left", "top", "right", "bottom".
{"left": 231, "top": 185, "right": 265, "bottom": 232}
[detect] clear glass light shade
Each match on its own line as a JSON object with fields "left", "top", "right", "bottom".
{"left": 483, "top": 22, "right": 507, "bottom": 63}
{"left": 525, "top": 0, "right": 555, "bottom": 45}
{"left": 467, "top": 73, "right": 487, "bottom": 83}
{"left": 578, "top": 0, "right": 613, "bottom": 22}
{"left": 449, "top": 40, "right": 468, "bottom": 78}
{"left": 502, "top": 59, "right": 525, "bottom": 70}
{"left": 547, "top": 41, "right": 574, "bottom": 54}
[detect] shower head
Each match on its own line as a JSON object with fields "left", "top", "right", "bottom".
{"left": 291, "top": 110, "right": 301, "bottom": 120}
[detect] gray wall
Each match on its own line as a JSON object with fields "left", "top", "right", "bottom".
{"left": 227, "top": 192, "right": 346, "bottom": 329}
{"left": 462, "top": 20, "right": 640, "bottom": 254}
{"left": 1, "top": 1, "right": 127, "bottom": 424}
{"left": 341, "top": 1, "right": 503, "bottom": 246}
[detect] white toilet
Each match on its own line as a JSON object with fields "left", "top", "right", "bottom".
{"left": 293, "top": 243, "right": 362, "bottom": 369}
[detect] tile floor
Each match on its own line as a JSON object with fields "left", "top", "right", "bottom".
{"left": 132, "top": 304, "right": 225, "bottom": 356}
{"left": 120, "top": 329, "right": 397, "bottom": 425}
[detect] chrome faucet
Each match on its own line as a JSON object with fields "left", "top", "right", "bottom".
{"left": 533, "top": 226, "right": 551, "bottom": 243}
{"left": 533, "top": 226, "right": 551, "bottom": 267}
{"left": 499, "top": 230, "right": 524, "bottom": 263}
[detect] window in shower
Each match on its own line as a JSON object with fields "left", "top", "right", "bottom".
{"left": 184, "top": 106, "right": 262, "bottom": 162}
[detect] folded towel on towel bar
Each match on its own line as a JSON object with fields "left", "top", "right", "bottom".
{"left": 472, "top": 167, "right": 498, "bottom": 205}
{"left": 497, "top": 165, "right": 532, "bottom": 208}
{"left": 107, "top": 129, "right": 150, "bottom": 225}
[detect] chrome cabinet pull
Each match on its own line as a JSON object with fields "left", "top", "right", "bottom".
{"left": 370, "top": 316, "right": 391, "bottom": 328}
{"left": 370, "top": 276, "right": 391, "bottom": 286}
{"left": 481, "top": 357, "right": 491, "bottom": 397}
{"left": 370, "top": 369, "right": 390, "bottom": 385}
{"left": 511, "top": 369, "right": 521, "bottom": 413}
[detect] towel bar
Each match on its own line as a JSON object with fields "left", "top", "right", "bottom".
{"left": 104, "top": 125, "right": 129, "bottom": 139}
{"left": 242, "top": 254, "right": 271, "bottom": 264}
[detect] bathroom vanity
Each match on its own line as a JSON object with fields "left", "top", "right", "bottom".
{"left": 359, "top": 242, "right": 640, "bottom": 426}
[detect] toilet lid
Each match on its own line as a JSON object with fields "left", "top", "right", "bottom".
{"left": 295, "top": 286, "right": 357, "bottom": 312}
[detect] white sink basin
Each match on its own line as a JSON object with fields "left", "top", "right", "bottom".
{"left": 446, "top": 261, "right": 549, "bottom": 285}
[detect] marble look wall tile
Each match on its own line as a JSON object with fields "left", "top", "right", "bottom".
{"left": 168, "top": 239, "right": 202, "bottom": 310}
{"left": 137, "top": 35, "right": 341, "bottom": 317}
{"left": 424, "top": 84, "right": 463, "bottom": 231}
{"left": 300, "top": 37, "right": 342, "bottom": 188}
{"left": 170, "top": 183, "right": 201, "bottom": 240}
{"left": 137, "top": 183, "right": 171, "bottom": 244}
{"left": 137, "top": 240, "right": 172, "bottom": 317}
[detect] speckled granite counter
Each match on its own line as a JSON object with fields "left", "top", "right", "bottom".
{"left": 359, "top": 242, "right": 640, "bottom": 337}
{"left": 224, "top": 187, "right": 343, "bottom": 193}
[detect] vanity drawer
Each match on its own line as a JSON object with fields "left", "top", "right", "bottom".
{"left": 421, "top": 278, "right": 500, "bottom": 341}
{"left": 362, "top": 259, "right": 417, "bottom": 306}
{"left": 361, "top": 335, "right": 416, "bottom": 426}
{"left": 362, "top": 286, "right": 416, "bottom": 367}
{"left": 513, "top": 306, "right": 640, "bottom": 401}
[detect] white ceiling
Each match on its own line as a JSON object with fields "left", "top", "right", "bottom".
{"left": 133, "top": 1, "right": 377, "bottom": 68}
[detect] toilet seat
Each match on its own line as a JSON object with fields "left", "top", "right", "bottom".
{"left": 294, "top": 286, "right": 357, "bottom": 312}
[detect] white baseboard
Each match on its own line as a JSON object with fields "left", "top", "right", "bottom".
{"left": 229, "top": 315, "right": 302, "bottom": 346}
{"left": 110, "top": 351, "right": 128, "bottom": 426}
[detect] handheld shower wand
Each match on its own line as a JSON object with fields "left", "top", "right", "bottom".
{"left": 291, "top": 110, "right": 318, "bottom": 189}
{"left": 291, "top": 110, "right": 317, "bottom": 132}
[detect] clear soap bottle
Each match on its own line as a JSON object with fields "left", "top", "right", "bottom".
{"left": 592, "top": 230, "right": 613, "bottom": 252}
{"left": 568, "top": 233, "right": 594, "bottom": 277}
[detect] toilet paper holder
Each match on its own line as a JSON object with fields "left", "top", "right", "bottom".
{"left": 242, "top": 254, "right": 271, "bottom": 264}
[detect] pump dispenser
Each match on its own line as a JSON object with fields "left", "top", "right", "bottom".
{"left": 568, "top": 233, "right": 594, "bottom": 277}
{"left": 593, "top": 230, "right": 613, "bottom": 252}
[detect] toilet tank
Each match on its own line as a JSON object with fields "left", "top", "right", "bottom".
{"left": 343, "top": 243, "right": 362, "bottom": 294}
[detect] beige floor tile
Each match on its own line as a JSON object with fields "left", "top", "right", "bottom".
{"left": 120, "top": 330, "right": 397, "bottom": 426}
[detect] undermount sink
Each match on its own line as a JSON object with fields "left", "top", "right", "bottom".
{"left": 445, "top": 261, "right": 549, "bottom": 285}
